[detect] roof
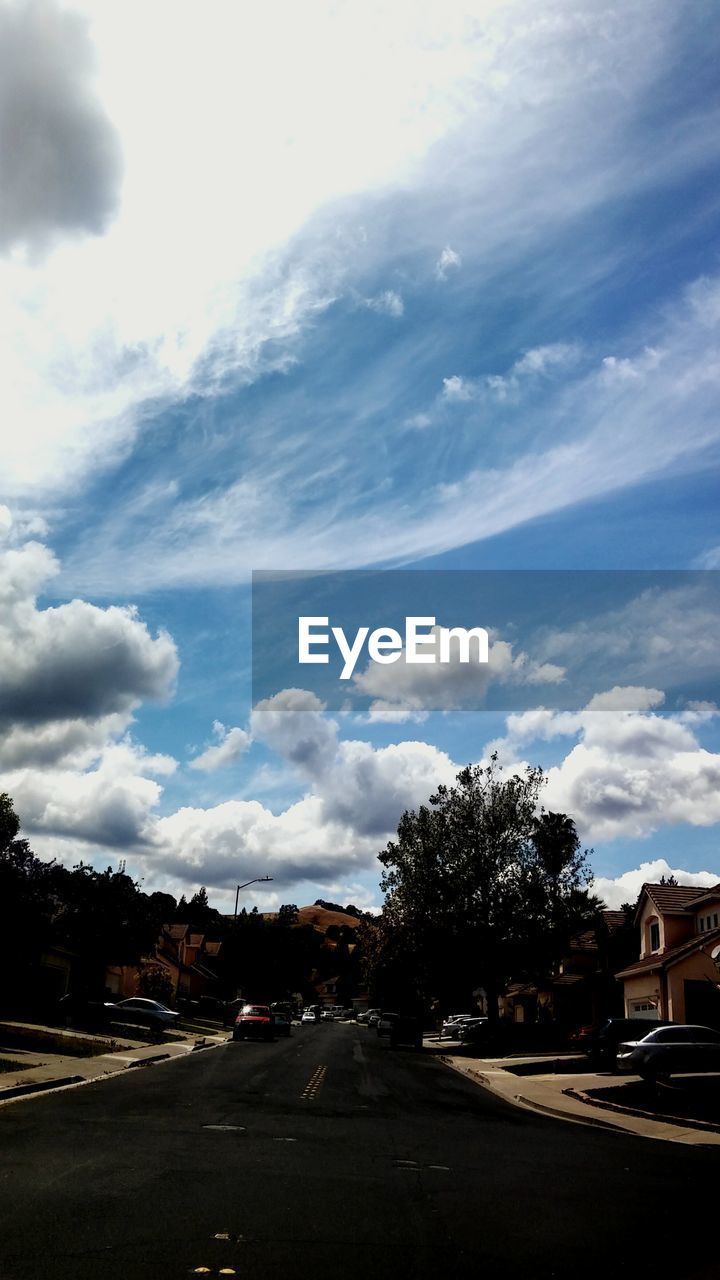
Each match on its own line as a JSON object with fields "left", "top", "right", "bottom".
{"left": 683, "top": 884, "right": 720, "bottom": 909}
{"left": 639, "top": 883, "right": 709, "bottom": 920}
{"left": 601, "top": 910, "right": 629, "bottom": 932}
{"left": 166, "top": 923, "right": 189, "bottom": 941}
{"left": 616, "top": 924, "right": 720, "bottom": 979}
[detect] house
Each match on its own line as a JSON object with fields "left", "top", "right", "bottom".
{"left": 615, "top": 883, "right": 720, "bottom": 1027}
{"left": 106, "top": 923, "right": 222, "bottom": 1004}
{"left": 500, "top": 909, "right": 632, "bottom": 1026}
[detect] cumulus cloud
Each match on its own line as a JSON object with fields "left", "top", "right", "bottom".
{"left": 352, "top": 625, "right": 564, "bottom": 722}
{"left": 189, "top": 721, "right": 250, "bottom": 772}
{"left": 492, "top": 689, "right": 720, "bottom": 844}
{"left": 8, "top": 739, "right": 175, "bottom": 850}
{"left": 594, "top": 861, "right": 719, "bottom": 911}
{"left": 0, "top": 541, "right": 177, "bottom": 739}
{"left": 0, "top": 0, "right": 122, "bottom": 255}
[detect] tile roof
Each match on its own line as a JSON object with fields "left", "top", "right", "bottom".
{"left": 642, "top": 883, "right": 709, "bottom": 914}
{"left": 601, "top": 910, "right": 629, "bottom": 932}
{"left": 683, "top": 884, "right": 720, "bottom": 909}
{"left": 616, "top": 923, "right": 720, "bottom": 979}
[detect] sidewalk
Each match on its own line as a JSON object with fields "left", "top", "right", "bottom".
{"left": 425, "top": 1038, "right": 720, "bottom": 1146}
{"left": 0, "top": 1020, "right": 229, "bottom": 1106}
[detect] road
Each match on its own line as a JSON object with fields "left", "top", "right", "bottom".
{"left": 0, "top": 1022, "right": 717, "bottom": 1280}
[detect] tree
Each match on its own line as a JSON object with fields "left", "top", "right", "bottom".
{"left": 375, "top": 757, "right": 597, "bottom": 1018}
{"left": 138, "top": 964, "right": 174, "bottom": 1005}
{"left": 277, "top": 904, "right": 299, "bottom": 927}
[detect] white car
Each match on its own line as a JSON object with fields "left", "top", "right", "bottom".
{"left": 616, "top": 1024, "right": 720, "bottom": 1079}
{"left": 301, "top": 1010, "right": 317, "bottom": 1024}
{"left": 441, "top": 1014, "right": 475, "bottom": 1039}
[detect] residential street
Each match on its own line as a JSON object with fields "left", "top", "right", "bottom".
{"left": 0, "top": 1024, "right": 718, "bottom": 1280}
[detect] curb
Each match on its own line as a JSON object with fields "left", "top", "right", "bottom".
{"left": 124, "top": 1052, "right": 171, "bottom": 1068}
{"left": 564, "top": 1087, "right": 720, "bottom": 1136}
{"left": 0, "top": 1075, "right": 84, "bottom": 1101}
{"left": 0, "top": 1037, "right": 228, "bottom": 1107}
{"left": 438, "top": 1054, "right": 720, "bottom": 1144}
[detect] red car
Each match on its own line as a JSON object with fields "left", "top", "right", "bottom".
{"left": 233, "top": 1003, "right": 274, "bottom": 1041}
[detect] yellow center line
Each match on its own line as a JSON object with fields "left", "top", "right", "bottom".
{"left": 301, "top": 1064, "right": 327, "bottom": 1099}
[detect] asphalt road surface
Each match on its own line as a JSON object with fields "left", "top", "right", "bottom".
{"left": 0, "top": 1022, "right": 717, "bottom": 1280}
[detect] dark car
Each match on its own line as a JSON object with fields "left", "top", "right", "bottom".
{"left": 233, "top": 1003, "right": 274, "bottom": 1041}
{"left": 580, "top": 1017, "right": 673, "bottom": 1068}
{"left": 272, "top": 1012, "right": 291, "bottom": 1037}
{"left": 617, "top": 1024, "right": 720, "bottom": 1080}
{"left": 376, "top": 1012, "right": 399, "bottom": 1038}
{"left": 103, "top": 997, "right": 179, "bottom": 1033}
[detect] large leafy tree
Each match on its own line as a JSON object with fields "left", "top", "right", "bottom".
{"left": 374, "top": 758, "right": 599, "bottom": 1017}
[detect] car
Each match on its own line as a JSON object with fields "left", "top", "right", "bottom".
{"left": 456, "top": 1017, "right": 488, "bottom": 1039}
{"left": 232, "top": 1003, "right": 274, "bottom": 1041}
{"left": 301, "top": 1009, "right": 317, "bottom": 1024}
{"left": 376, "top": 1012, "right": 399, "bottom": 1037}
{"left": 580, "top": 1017, "right": 673, "bottom": 1068}
{"left": 366, "top": 1009, "right": 382, "bottom": 1027}
{"left": 103, "top": 997, "right": 179, "bottom": 1032}
{"left": 616, "top": 1024, "right": 720, "bottom": 1080}
{"left": 441, "top": 1014, "right": 477, "bottom": 1039}
{"left": 356, "top": 1007, "right": 381, "bottom": 1025}
{"left": 272, "top": 1012, "right": 291, "bottom": 1037}
{"left": 458, "top": 1019, "right": 497, "bottom": 1047}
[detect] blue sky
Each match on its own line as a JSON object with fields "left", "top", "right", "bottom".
{"left": 1, "top": 0, "right": 719, "bottom": 913}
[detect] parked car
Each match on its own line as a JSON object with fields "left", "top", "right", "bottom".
{"left": 377, "top": 1012, "right": 399, "bottom": 1038}
{"left": 458, "top": 1019, "right": 496, "bottom": 1046}
{"left": 441, "top": 1014, "right": 476, "bottom": 1039}
{"left": 357, "top": 1007, "right": 381, "bottom": 1025}
{"left": 616, "top": 1024, "right": 720, "bottom": 1080}
{"left": 232, "top": 1003, "right": 274, "bottom": 1041}
{"left": 301, "top": 1009, "right": 317, "bottom": 1025}
{"left": 366, "top": 1009, "right": 382, "bottom": 1027}
{"left": 103, "top": 997, "right": 179, "bottom": 1033}
{"left": 272, "top": 1012, "right": 291, "bottom": 1037}
{"left": 580, "top": 1017, "right": 672, "bottom": 1068}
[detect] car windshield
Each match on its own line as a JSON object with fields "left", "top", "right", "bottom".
{"left": 243, "top": 1006, "right": 269, "bottom": 1016}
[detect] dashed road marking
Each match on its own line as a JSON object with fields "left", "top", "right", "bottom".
{"left": 301, "top": 1064, "right": 327, "bottom": 1099}
{"left": 202, "top": 1124, "right": 246, "bottom": 1132}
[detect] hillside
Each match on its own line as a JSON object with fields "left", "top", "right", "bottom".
{"left": 263, "top": 905, "right": 362, "bottom": 934}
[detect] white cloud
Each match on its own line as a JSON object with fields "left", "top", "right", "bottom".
{"left": 353, "top": 625, "right": 564, "bottom": 722}
{"left": 364, "top": 289, "right": 404, "bottom": 317}
{"left": 435, "top": 245, "right": 462, "bottom": 280}
{"left": 442, "top": 374, "right": 476, "bottom": 402}
{"left": 594, "top": 862, "right": 719, "bottom": 911}
{"left": 0, "top": 540, "right": 177, "bottom": 756}
{"left": 8, "top": 738, "right": 175, "bottom": 851}
{"left": 189, "top": 722, "right": 251, "bottom": 772}
{"left": 0, "top": 0, "right": 122, "bottom": 255}
{"left": 493, "top": 690, "right": 720, "bottom": 845}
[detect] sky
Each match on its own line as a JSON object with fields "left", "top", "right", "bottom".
{"left": 1, "top": 0, "right": 719, "bottom": 915}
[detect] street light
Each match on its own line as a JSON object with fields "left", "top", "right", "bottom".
{"left": 234, "top": 876, "right": 273, "bottom": 919}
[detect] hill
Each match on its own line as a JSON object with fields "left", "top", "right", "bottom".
{"left": 263, "top": 905, "right": 362, "bottom": 934}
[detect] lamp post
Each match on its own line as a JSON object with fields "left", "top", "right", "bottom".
{"left": 234, "top": 876, "right": 273, "bottom": 919}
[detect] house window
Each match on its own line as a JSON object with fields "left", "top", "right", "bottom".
{"left": 700, "top": 918, "right": 705, "bottom": 932}
{"left": 714, "top": 913, "right": 719, "bottom": 929}
{"left": 649, "top": 921, "right": 660, "bottom": 951}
